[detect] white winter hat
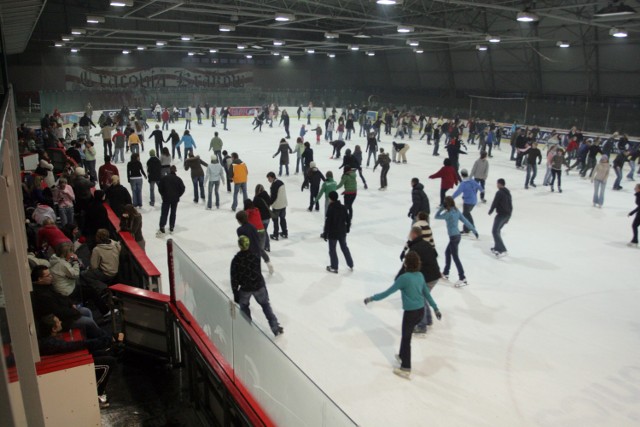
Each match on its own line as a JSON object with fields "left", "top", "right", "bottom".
{"left": 75, "top": 167, "right": 86, "bottom": 176}
{"left": 310, "top": 161, "right": 317, "bottom": 169}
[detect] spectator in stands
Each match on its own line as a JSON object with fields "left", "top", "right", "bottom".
{"left": 37, "top": 151, "right": 55, "bottom": 188}
{"left": 32, "top": 202, "right": 56, "bottom": 226}
{"left": 31, "top": 265, "right": 104, "bottom": 339}
{"left": 53, "top": 178, "right": 75, "bottom": 227}
{"left": 37, "top": 218, "right": 71, "bottom": 253}
{"left": 82, "top": 229, "right": 120, "bottom": 290}
{"left": 98, "top": 156, "right": 119, "bottom": 190}
{"left": 184, "top": 152, "right": 207, "bottom": 204}
{"left": 49, "top": 241, "right": 81, "bottom": 297}
{"left": 126, "top": 152, "right": 147, "bottom": 208}
{"left": 230, "top": 236, "right": 283, "bottom": 337}
{"left": 157, "top": 165, "right": 185, "bottom": 236}
{"left": 83, "top": 140, "right": 97, "bottom": 182}
{"left": 71, "top": 167, "right": 95, "bottom": 217}
{"left": 37, "top": 314, "right": 115, "bottom": 409}
{"left": 120, "top": 204, "right": 145, "bottom": 250}
{"left": 146, "top": 149, "right": 162, "bottom": 207}
{"left": 105, "top": 175, "right": 132, "bottom": 217}
{"left": 111, "top": 128, "right": 126, "bottom": 164}
{"left": 66, "top": 142, "right": 83, "bottom": 166}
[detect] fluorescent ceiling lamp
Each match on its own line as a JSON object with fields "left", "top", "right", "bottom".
{"left": 86, "top": 16, "right": 105, "bottom": 24}
{"left": 349, "top": 44, "right": 360, "bottom": 51}
{"left": 327, "top": 53, "right": 335, "bottom": 58}
{"left": 306, "top": 48, "right": 315, "bottom": 54}
{"left": 275, "top": 12, "right": 295, "bottom": 22}
{"left": 324, "top": 32, "right": 339, "bottom": 39}
{"left": 414, "top": 48, "right": 424, "bottom": 53}
{"left": 272, "top": 52, "right": 280, "bottom": 56}
{"left": 54, "top": 43, "right": 64, "bottom": 47}
{"left": 122, "top": 49, "right": 130, "bottom": 54}
{"left": 137, "top": 46, "right": 146, "bottom": 50}
{"left": 283, "top": 55, "right": 290, "bottom": 59}
{"left": 237, "top": 44, "right": 247, "bottom": 49}
{"left": 377, "top": 0, "right": 403, "bottom": 4}
{"left": 110, "top": 0, "right": 133, "bottom": 6}
{"left": 246, "top": 55, "right": 253, "bottom": 59}
{"left": 61, "top": 36, "right": 73, "bottom": 41}
{"left": 209, "top": 49, "right": 218, "bottom": 53}
{"left": 181, "top": 35, "right": 192, "bottom": 41}
{"left": 251, "top": 45, "right": 264, "bottom": 50}
{"left": 219, "top": 24, "right": 235, "bottom": 32}
{"left": 187, "top": 52, "right": 195, "bottom": 56}
{"left": 354, "top": 32, "right": 371, "bottom": 39}
{"left": 156, "top": 41, "right": 166, "bottom": 46}
{"left": 366, "top": 51, "right": 375, "bottom": 56}
{"left": 516, "top": 10, "right": 539, "bottom": 22}
{"left": 486, "top": 35, "right": 501, "bottom": 43}
{"left": 70, "top": 48, "right": 79, "bottom": 53}
{"left": 71, "top": 28, "right": 86, "bottom": 35}
{"left": 594, "top": 2, "right": 636, "bottom": 18}
{"left": 476, "top": 44, "right": 488, "bottom": 51}
{"left": 407, "top": 40, "right": 419, "bottom": 46}
{"left": 609, "top": 27, "right": 628, "bottom": 37}
{"left": 556, "top": 41, "right": 570, "bottom": 48}
{"left": 273, "top": 40, "right": 285, "bottom": 46}
{"left": 397, "top": 25, "right": 415, "bottom": 33}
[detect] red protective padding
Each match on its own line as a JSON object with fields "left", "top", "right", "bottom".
{"left": 170, "top": 302, "right": 276, "bottom": 427}
{"left": 118, "top": 232, "right": 161, "bottom": 277}
{"left": 102, "top": 201, "right": 121, "bottom": 233}
{"left": 110, "top": 283, "right": 170, "bottom": 303}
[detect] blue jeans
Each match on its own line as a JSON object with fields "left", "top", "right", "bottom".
{"left": 59, "top": 206, "right": 75, "bottom": 227}
{"left": 130, "top": 144, "right": 140, "bottom": 155}
{"left": 613, "top": 166, "right": 623, "bottom": 189}
{"left": 232, "top": 183, "right": 247, "bottom": 211}
{"left": 328, "top": 236, "right": 354, "bottom": 270}
{"left": 113, "top": 146, "right": 125, "bottom": 163}
{"left": 130, "top": 177, "right": 143, "bottom": 207}
{"left": 207, "top": 180, "right": 220, "bottom": 208}
{"left": 627, "top": 160, "right": 636, "bottom": 179}
{"left": 71, "top": 307, "right": 104, "bottom": 339}
{"left": 525, "top": 163, "right": 538, "bottom": 187}
{"left": 192, "top": 176, "right": 205, "bottom": 202}
{"left": 492, "top": 214, "right": 511, "bottom": 253}
{"left": 443, "top": 234, "right": 464, "bottom": 279}
{"left": 295, "top": 154, "right": 302, "bottom": 173}
{"left": 593, "top": 179, "right": 606, "bottom": 206}
{"left": 238, "top": 287, "right": 280, "bottom": 334}
{"left": 149, "top": 181, "right": 158, "bottom": 206}
{"left": 262, "top": 219, "right": 271, "bottom": 251}
{"left": 279, "top": 164, "right": 289, "bottom": 176}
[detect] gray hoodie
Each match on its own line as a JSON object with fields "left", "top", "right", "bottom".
{"left": 49, "top": 255, "right": 79, "bottom": 297}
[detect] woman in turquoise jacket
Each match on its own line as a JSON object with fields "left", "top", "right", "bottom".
{"left": 364, "top": 252, "right": 442, "bottom": 379}
{"left": 435, "top": 196, "right": 477, "bottom": 287}
{"left": 177, "top": 130, "right": 197, "bottom": 158}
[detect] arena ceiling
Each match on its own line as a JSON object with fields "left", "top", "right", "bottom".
{"left": 22, "top": 0, "right": 640, "bottom": 56}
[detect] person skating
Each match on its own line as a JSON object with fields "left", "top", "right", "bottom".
{"left": 445, "top": 137, "right": 466, "bottom": 172}
{"left": 628, "top": 183, "right": 640, "bottom": 247}
{"left": 157, "top": 165, "right": 185, "bottom": 236}
{"left": 301, "top": 142, "right": 314, "bottom": 176}
{"left": 126, "top": 153, "right": 146, "bottom": 208}
{"left": 324, "top": 191, "right": 354, "bottom": 273}
{"left": 429, "top": 158, "right": 459, "bottom": 207}
{"left": 236, "top": 208, "right": 274, "bottom": 274}
{"left": 470, "top": 151, "right": 489, "bottom": 203}
{"left": 488, "top": 179, "right": 512, "bottom": 257}
{"left": 398, "top": 226, "right": 441, "bottom": 335}
{"left": 524, "top": 142, "right": 542, "bottom": 189}
{"left": 612, "top": 151, "right": 629, "bottom": 191}
{"left": 373, "top": 148, "right": 391, "bottom": 191}
{"left": 316, "top": 171, "right": 337, "bottom": 213}
{"left": 302, "top": 162, "right": 326, "bottom": 211}
{"left": 366, "top": 132, "right": 378, "bottom": 167}
{"left": 222, "top": 150, "right": 232, "bottom": 193}
{"left": 205, "top": 156, "right": 225, "bottom": 210}
{"left": 591, "top": 155, "right": 610, "bottom": 208}
{"left": 267, "top": 172, "right": 288, "bottom": 240}
{"left": 409, "top": 178, "right": 430, "bottom": 222}
{"left": 230, "top": 236, "right": 283, "bottom": 336}
{"left": 412, "top": 211, "right": 435, "bottom": 248}
{"left": 582, "top": 138, "right": 602, "bottom": 178}
{"left": 293, "top": 138, "right": 305, "bottom": 174}
{"left": 177, "top": 130, "right": 197, "bottom": 158}
{"left": 435, "top": 196, "right": 477, "bottom": 287}
{"left": 230, "top": 153, "right": 249, "bottom": 211}
{"left": 148, "top": 125, "right": 164, "bottom": 154}
{"left": 165, "top": 129, "right": 181, "bottom": 160}
{"left": 452, "top": 169, "right": 482, "bottom": 233}
{"left": 392, "top": 141, "right": 410, "bottom": 164}
{"left": 336, "top": 167, "right": 358, "bottom": 223}
{"left": 329, "top": 140, "right": 346, "bottom": 160}
{"left": 352, "top": 145, "right": 368, "bottom": 190}
{"left": 184, "top": 152, "right": 207, "bottom": 204}
{"left": 364, "top": 251, "right": 442, "bottom": 379}
{"left": 146, "top": 149, "right": 162, "bottom": 207}
{"left": 209, "top": 131, "right": 223, "bottom": 165}
{"left": 549, "top": 148, "right": 566, "bottom": 193}
{"left": 281, "top": 109, "right": 291, "bottom": 139}
{"left": 273, "top": 138, "right": 293, "bottom": 177}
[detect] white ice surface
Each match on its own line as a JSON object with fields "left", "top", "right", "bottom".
{"left": 97, "top": 118, "right": 640, "bottom": 427}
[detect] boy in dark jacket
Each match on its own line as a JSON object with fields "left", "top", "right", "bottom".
{"left": 147, "top": 149, "right": 162, "bottom": 206}
{"left": 157, "top": 166, "right": 185, "bottom": 235}
{"left": 302, "top": 162, "right": 326, "bottom": 211}
{"left": 488, "top": 178, "right": 513, "bottom": 257}
{"left": 409, "top": 178, "right": 430, "bottom": 221}
{"left": 184, "top": 153, "right": 208, "bottom": 203}
{"left": 230, "top": 236, "right": 283, "bottom": 336}
{"left": 324, "top": 191, "right": 354, "bottom": 273}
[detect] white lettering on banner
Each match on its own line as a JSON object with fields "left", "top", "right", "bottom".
{"left": 65, "top": 66, "right": 253, "bottom": 90}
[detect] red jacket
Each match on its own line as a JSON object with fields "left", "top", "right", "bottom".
{"left": 161, "top": 110, "right": 170, "bottom": 122}
{"left": 246, "top": 208, "right": 264, "bottom": 231}
{"left": 37, "top": 225, "right": 71, "bottom": 250}
{"left": 98, "top": 163, "right": 119, "bottom": 189}
{"left": 429, "top": 166, "right": 459, "bottom": 190}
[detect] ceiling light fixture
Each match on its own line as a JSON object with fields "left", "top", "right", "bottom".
{"left": 377, "top": 0, "right": 403, "bottom": 4}
{"left": 122, "top": 49, "right": 130, "bottom": 54}
{"left": 324, "top": 32, "right": 339, "bottom": 39}
{"left": 70, "top": 48, "right": 79, "bottom": 53}
{"left": 181, "top": 35, "right": 192, "bottom": 41}
{"left": 516, "top": 10, "right": 539, "bottom": 22}
{"left": 354, "top": 32, "right": 371, "bottom": 39}
{"left": 556, "top": 41, "right": 570, "bottom": 48}
{"left": 86, "top": 16, "right": 105, "bottom": 24}
{"left": 187, "top": 52, "right": 195, "bottom": 56}
{"left": 349, "top": 44, "right": 360, "bottom": 51}
{"left": 110, "top": 0, "right": 133, "bottom": 6}
{"left": 476, "top": 44, "right": 488, "bottom": 51}
{"left": 306, "top": 48, "right": 315, "bottom": 54}
{"left": 61, "top": 36, "right": 73, "bottom": 41}
{"left": 219, "top": 24, "right": 235, "bottom": 32}
{"left": 407, "top": 40, "right": 419, "bottom": 46}
{"left": 251, "top": 45, "right": 264, "bottom": 50}
{"left": 237, "top": 44, "right": 247, "bottom": 50}
{"left": 54, "top": 43, "right": 64, "bottom": 47}
{"left": 609, "top": 27, "right": 628, "bottom": 37}
{"left": 273, "top": 40, "right": 285, "bottom": 46}
{"left": 594, "top": 2, "right": 636, "bottom": 18}
{"left": 397, "top": 25, "right": 415, "bottom": 33}
{"left": 209, "top": 48, "right": 218, "bottom": 53}
{"left": 328, "top": 53, "right": 335, "bottom": 58}
{"left": 71, "top": 28, "right": 86, "bottom": 35}
{"left": 246, "top": 55, "right": 253, "bottom": 59}
{"left": 275, "top": 12, "right": 295, "bottom": 22}
{"left": 272, "top": 52, "right": 280, "bottom": 56}
{"left": 366, "top": 51, "right": 375, "bottom": 56}
{"left": 283, "top": 55, "right": 290, "bottom": 60}
{"left": 156, "top": 41, "right": 166, "bottom": 46}
{"left": 486, "top": 35, "right": 501, "bottom": 43}
{"left": 137, "top": 46, "right": 146, "bottom": 50}
{"left": 414, "top": 48, "right": 424, "bottom": 54}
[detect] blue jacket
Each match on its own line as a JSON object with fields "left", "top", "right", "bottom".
{"left": 435, "top": 207, "right": 476, "bottom": 236}
{"left": 372, "top": 271, "right": 438, "bottom": 311}
{"left": 178, "top": 134, "right": 196, "bottom": 149}
{"left": 452, "top": 179, "right": 482, "bottom": 206}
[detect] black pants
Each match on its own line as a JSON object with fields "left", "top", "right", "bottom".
{"left": 475, "top": 178, "right": 485, "bottom": 201}
{"left": 159, "top": 200, "right": 178, "bottom": 232}
{"left": 272, "top": 208, "right": 288, "bottom": 236}
{"left": 399, "top": 308, "right": 424, "bottom": 370}
{"left": 309, "top": 188, "right": 320, "bottom": 210}
{"left": 550, "top": 169, "right": 562, "bottom": 189}
{"left": 343, "top": 193, "right": 357, "bottom": 222}
{"left": 439, "top": 188, "right": 448, "bottom": 207}
{"left": 103, "top": 139, "right": 112, "bottom": 157}
{"left": 380, "top": 165, "right": 389, "bottom": 188}
{"left": 155, "top": 141, "right": 162, "bottom": 155}
{"left": 632, "top": 212, "right": 640, "bottom": 244}
{"left": 94, "top": 355, "right": 116, "bottom": 395}
{"left": 172, "top": 142, "right": 181, "bottom": 160}
{"left": 462, "top": 204, "right": 475, "bottom": 232}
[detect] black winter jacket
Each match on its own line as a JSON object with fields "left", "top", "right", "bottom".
{"left": 302, "top": 168, "right": 325, "bottom": 191}
{"left": 410, "top": 183, "right": 430, "bottom": 217}
{"left": 158, "top": 173, "right": 186, "bottom": 203}
{"left": 230, "top": 250, "right": 265, "bottom": 296}
{"left": 31, "top": 285, "right": 81, "bottom": 329}
{"left": 106, "top": 184, "right": 132, "bottom": 216}
{"left": 147, "top": 157, "right": 162, "bottom": 182}
{"left": 397, "top": 238, "right": 441, "bottom": 283}
{"left": 489, "top": 187, "right": 513, "bottom": 216}
{"left": 324, "top": 201, "right": 350, "bottom": 240}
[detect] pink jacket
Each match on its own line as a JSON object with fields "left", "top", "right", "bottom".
{"left": 54, "top": 185, "right": 75, "bottom": 208}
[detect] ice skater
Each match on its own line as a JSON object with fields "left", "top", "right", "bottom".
{"left": 429, "top": 158, "right": 459, "bottom": 207}
{"left": 364, "top": 251, "right": 441, "bottom": 379}
{"left": 273, "top": 138, "right": 293, "bottom": 177}
{"left": 302, "top": 162, "right": 325, "bottom": 211}
{"left": 408, "top": 178, "right": 430, "bottom": 222}
{"left": 452, "top": 169, "right": 482, "bottom": 233}
{"left": 316, "top": 171, "right": 337, "bottom": 214}
{"left": 324, "top": 191, "right": 354, "bottom": 273}
{"left": 337, "top": 167, "right": 358, "bottom": 223}
{"left": 628, "top": 183, "right": 640, "bottom": 247}
{"left": 435, "top": 196, "right": 477, "bottom": 287}
{"left": 470, "top": 151, "right": 489, "bottom": 203}
{"left": 373, "top": 148, "right": 391, "bottom": 190}
{"left": 591, "top": 155, "right": 610, "bottom": 208}
{"left": 488, "top": 179, "right": 512, "bottom": 257}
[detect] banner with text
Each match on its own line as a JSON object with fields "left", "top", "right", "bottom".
{"left": 65, "top": 66, "right": 253, "bottom": 90}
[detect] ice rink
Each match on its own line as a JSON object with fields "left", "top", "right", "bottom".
{"left": 97, "top": 116, "right": 639, "bottom": 426}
